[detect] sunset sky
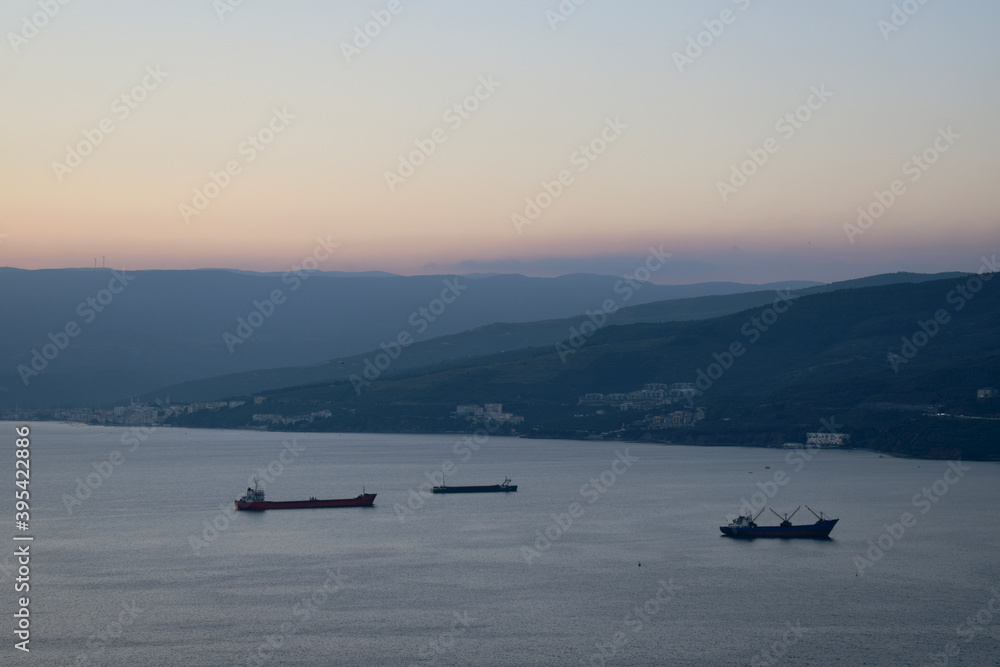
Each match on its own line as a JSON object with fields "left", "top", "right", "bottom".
{"left": 2, "top": 0, "right": 998, "bottom": 282}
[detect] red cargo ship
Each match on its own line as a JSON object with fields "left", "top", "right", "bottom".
{"left": 235, "top": 479, "right": 375, "bottom": 511}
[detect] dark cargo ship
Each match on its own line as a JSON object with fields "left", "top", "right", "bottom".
{"left": 235, "top": 480, "right": 375, "bottom": 510}
{"left": 432, "top": 477, "right": 517, "bottom": 494}
{"left": 720, "top": 506, "right": 838, "bottom": 539}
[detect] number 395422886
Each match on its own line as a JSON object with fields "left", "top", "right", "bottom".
{"left": 15, "top": 426, "right": 30, "bottom": 529}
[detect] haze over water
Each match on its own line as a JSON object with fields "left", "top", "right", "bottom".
{"left": 14, "top": 423, "right": 999, "bottom": 666}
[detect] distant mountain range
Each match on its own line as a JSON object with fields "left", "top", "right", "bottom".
{"left": 6, "top": 266, "right": 995, "bottom": 458}
{"left": 139, "top": 271, "right": 968, "bottom": 405}
{"left": 0, "top": 267, "right": 822, "bottom": 409}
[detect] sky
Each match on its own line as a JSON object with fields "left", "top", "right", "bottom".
{"left": 1, "top": 0, "right": 998, "bottom": 283}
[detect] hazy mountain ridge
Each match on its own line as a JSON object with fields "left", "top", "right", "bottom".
{"left": 142, "top": 271, "right": 968, "bottom": 405}
{"left": 0, "top": 267, "right": 819, "bottom": 408}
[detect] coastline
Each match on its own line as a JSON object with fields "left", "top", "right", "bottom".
{"left": 5, "top": 418, "right": 997, "bottom": 462}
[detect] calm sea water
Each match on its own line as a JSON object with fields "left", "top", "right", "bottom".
{"left": 5, "top": 422, "right": 999, "bottom": 666}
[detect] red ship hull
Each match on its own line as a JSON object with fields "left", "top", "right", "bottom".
{"left": 235, "top": 493, "right": 376, "bottom": 511}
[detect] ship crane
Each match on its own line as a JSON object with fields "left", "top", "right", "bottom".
{"left": 770, "top": 506, "right": 800, "bottom": 527}
{"left": 805, "top": 506, "right": 830, "bottom": 522}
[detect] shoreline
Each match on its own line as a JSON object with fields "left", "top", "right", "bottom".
{"left": 5, "top": 418, "right": 998, "bottom": 463}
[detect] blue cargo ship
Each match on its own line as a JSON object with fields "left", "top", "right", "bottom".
{"left": 721, "top": 506, "right": 838, "bottom": 538}
{"left": 432, "top": 477, "right": 517, "bottom": 494}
